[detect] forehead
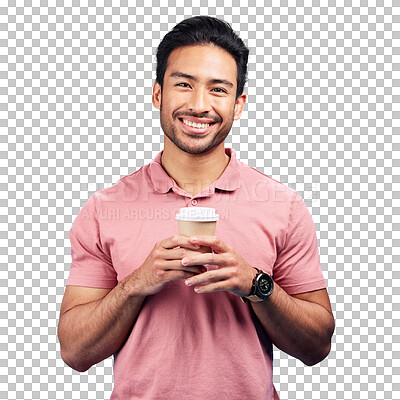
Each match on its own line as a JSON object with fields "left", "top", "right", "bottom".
{"left": 165, "top": 45, "right": 237, "bottom": 87}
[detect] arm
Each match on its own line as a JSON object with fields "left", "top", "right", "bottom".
{"left": 181, "top": 236, "right": 335, "bottom": 366}
{"left": 58, "top": 235, "right": 206, "bottom": 372}
{"left": 250, "top": 285, "right": 335, "bottom": 365}
{"left": 58, "top": 279, "right": 145, "bottom": 372}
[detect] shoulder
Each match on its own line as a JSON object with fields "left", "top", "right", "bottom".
{"left": 237, "top": 160, "right": 297, "bottom": 203}
{"left": 90, "top": 165, "right": 148, "bottom": 204}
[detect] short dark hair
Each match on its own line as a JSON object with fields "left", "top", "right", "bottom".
{"left": 156, "top": 16, "right": 249, "bottom": 99}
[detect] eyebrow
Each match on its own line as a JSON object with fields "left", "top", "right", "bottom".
{"left": 170, "top": 71, "right": 234, "bottom": 88}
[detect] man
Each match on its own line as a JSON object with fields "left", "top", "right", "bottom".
{"left": 58, "top": 16, "right": 335, "bottom": 399}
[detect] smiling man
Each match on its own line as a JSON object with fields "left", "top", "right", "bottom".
{"left": 58, "top": 16, "right": 335, "bottom": 399}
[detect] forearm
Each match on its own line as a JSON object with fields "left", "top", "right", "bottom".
{"left": 251, "top": 283, "right": 335, "bottom": 366}
{"left": 58, "top": 275, "right": 146, "bottom": 372}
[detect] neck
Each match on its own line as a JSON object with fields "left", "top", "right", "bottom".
{"left": 161, "top": 138, "right": 230, "bottom": 197}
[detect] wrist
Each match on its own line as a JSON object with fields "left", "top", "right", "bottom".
{"left": 241, "top": 268, "right": 274, "bottom": 303}
{"left": 122, "top": 269, "right": 148, "bottom": 300}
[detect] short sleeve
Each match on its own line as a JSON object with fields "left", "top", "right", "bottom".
{"left": 273, "top": 191, "right": 326, "bottom": 295}
{"left": 66, "top": 194, "right": 117, "bottom": 288}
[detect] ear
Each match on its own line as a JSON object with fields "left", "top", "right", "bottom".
{"left": 233, "top": 93, "right": 247, "bottom": 120}
{"left": 152, "top": 82, "right": 162, "bottom": 110}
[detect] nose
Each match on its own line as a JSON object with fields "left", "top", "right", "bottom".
{"left": 188, "top": 88, "right": 211, "bottom": 114}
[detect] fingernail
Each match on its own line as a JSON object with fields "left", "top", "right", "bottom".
{"left": 182, "top": 258, "right": 188, "bottom": 265}
{"left": 190, "top": 236, "right": 198, "bottom": 242}
{"left": 194, "top": 287, "right": 200, "bottom": 293}
{"left": 185, "top": 279, "right": 192, "bottom": 286}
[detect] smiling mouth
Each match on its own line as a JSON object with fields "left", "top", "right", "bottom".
{"left": 178, "top": 118, "right": 216, "bottom": 135}
{"left": 180, "top": 118, "right": 215, "bottom": 129}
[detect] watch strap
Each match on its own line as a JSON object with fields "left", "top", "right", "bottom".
{"left": 241, "top": 294, "right": 265, "bottom": 303}
{"left": 241, "top": 267, "right": 261, "bottom": 303}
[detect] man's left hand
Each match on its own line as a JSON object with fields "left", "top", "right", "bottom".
{"left": 182, "top": 236, "right": 257, "bottom": 297}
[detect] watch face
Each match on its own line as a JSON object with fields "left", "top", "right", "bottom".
{"left": 258, "top": 276, "right": 272, "bottom": 295}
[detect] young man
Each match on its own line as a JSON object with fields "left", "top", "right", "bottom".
{"left": 58, "top": 16, "right": 335, "bottom": 399}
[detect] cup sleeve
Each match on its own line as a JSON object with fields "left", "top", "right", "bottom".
{"left": 272, "top": 191, "right": 326, "bottom": 295}
{"left": 66, "top": 194, "right": 117, "bottom": 288}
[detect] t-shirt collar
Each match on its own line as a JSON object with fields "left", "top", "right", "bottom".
{"left": 149, "top": 147, "right": 241, "bottom": 194}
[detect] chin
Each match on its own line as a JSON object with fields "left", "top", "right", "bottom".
{"left": 177, "top": 142, "right": 216, "bottom": 155}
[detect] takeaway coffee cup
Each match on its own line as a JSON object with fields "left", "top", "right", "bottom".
{"left": 176, "top": 207, "right": 219, "bottom": 253}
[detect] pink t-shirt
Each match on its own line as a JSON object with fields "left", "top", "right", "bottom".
{"left": 66, "top": 147, "right": 326, "bottom": 400}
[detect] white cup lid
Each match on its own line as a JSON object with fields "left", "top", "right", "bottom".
{"left": 176, "top": 207, "right": 219, "bottom": 222}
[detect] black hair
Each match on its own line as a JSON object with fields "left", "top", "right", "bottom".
{"left": 156, "top": 16, "right": 249, "bottom": 99}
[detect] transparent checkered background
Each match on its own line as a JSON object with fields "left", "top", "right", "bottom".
{"left": 1, "top": 1, "right": 399, "bottom": 399}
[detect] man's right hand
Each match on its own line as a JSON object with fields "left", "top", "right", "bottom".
{"left": 131, "top": 235, "right": 206, "bottom": 297}
{"left": 58, "top": 235, "right": 207, "bottom": 371}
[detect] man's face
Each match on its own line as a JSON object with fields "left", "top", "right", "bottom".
{"left": 152, "top": 44, "right": 246, "bottom": 155}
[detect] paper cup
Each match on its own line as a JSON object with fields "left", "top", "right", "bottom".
{"left": 176, "top": 207, "right": 219, "bottom": 253}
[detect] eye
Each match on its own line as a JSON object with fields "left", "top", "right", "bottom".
{"left": 176, "top": 82, "right": 191, "bottom": 88}
{"left": 212, "top": 88, "right": 227, "bottom": 93}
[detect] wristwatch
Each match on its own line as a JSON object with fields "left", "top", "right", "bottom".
{"left": 241, "top": 268, "right": 274, "bottom": 303}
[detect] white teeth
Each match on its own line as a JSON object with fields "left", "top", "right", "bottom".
{"left": 182, "top": 119, "right": 210, "bottom": 129}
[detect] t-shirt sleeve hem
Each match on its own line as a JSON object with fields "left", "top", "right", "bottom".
{"left": 279, "top": 279, "right": 327, "bottom": 295}
{"left": 66, "top": 276, "right": 117, "bottom": 289}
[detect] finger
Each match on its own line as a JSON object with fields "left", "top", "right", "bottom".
{"left": 181, "top": 252, "right": 231, "bottom": 267}
{"left": 185, "top": 267, "right": 236, "bottom": 287}
{"left": 189, "top": 236, "right": 229, "bottom": 253}
{"left": 160, "top": 235, "right": 201, "bottom": 250}
{"left": 162, "top": 259, "right": 206, "bottom": 274}
{"left": 193, "top": 281, "right": 230, "bottom": 294}
{"left": 163, "top": 247, "right": 207, "bottom": 261}
{"left": 163, "top": 270, "right": 203, "bottom": 283}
